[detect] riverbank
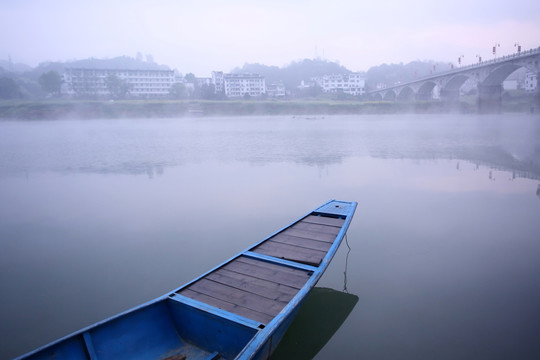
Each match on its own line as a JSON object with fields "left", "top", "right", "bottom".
{"left": 0, "top": 99, "right": 480, "bottom": 120}
{"left": 0, "top": 98, "right": 535, "bottom": 120}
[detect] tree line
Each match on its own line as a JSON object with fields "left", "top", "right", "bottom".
{"left": 1, "top": 55, "right": 459, "bottom": 100}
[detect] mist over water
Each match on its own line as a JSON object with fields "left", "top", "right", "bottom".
{"left": 1, "top": 114, "right": 540, "bottom": 359}
{"left": 1, "top": 114, "right": 539, "bottom": 176}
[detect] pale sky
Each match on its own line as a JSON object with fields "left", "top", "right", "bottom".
{"left": 1, "top": 0, "right": 539, "bottom": 76}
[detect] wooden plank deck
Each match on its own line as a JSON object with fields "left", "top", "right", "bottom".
{"left": 177, "top": 256, "right": 312, "bottom": 325}
{"left": 302, "top": 214, "right": 345, "bottom": 227}
{"left": 293, "top": 221, "right": 341, "bottom": 235}
{"left": 268, "top": 233, "right": 332, "bottom": 252}
{"left": 179, "top": 289, "right": 274, "bottom": 324}
{"left": 253, "top": 241, "right": 326, "bottom": 266}
{"left": 177, "top": 214, "right": 346, "bottom": 326}
{"left": 251, "top": 214, "right": 344, "bottom": 266}
{"left": 281, "top": 228, "right": 336, "bottom": 243}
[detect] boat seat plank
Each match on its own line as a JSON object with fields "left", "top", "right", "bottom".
{"left": 208, "top": 269, "right": 297, "bottom": 301}
{"left": 253, "top": 241, "right": 326, "bottom": 266}
{"left": 234, "top": 256, "right": 312, "bottom": 276}
{"left": 186, "top": 278, "right": 287, "bottom": 317}
{"left": 218, "top": 268, "right": 299, "bottom": 298}
{"left": 294, "top": 221, "right": 341, "bottom": 235}
{"left": 269, "top": 233, "right": 333, "bottom": 252}
{"left": 227, "top": 258, "right": 310, "bottom": 289}
{"left": 282, "top": 228, "right": 337, "bottom": 243}
{"left": 235, "top": 256, "right": 312, "bottom": 276}
{"left": 179, "top": 289, "right": 273, "bottom": 325}
{"left": 302, "top": 214, "right": 345, "bottom": 227}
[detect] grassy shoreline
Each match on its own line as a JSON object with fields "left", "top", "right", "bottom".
{"left": 0, "top": 98, "right": 534, "bottom": 120}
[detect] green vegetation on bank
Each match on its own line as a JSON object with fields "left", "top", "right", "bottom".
{"left": 0, "top": 99, "right": 486, "bottom": 120}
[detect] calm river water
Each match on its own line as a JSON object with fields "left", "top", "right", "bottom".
{"left": 1, "top": 114, "right": 540, "bottom": 359}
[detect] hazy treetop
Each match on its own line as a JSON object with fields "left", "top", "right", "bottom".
{"left": 233, "top": 59, "right": 353, "bottom": 88}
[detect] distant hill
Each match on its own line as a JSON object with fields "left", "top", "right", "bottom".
{"left": 30, "top": 56, "right": 170, "bottom": 75}
{"left": 1, "top": 56, "right": 169, "bottom": 79}
{"left": 231, "top": 58, "right": 452, "bottom": 93}
{"left": 64, "top": 56, "right": 170, "bottom": 70}
{"left": 365, "top": 60, "right": 454, "bottom": 90}
{"left": 0, "top": 59, "right": 32, "bottom": 73}
{"left": 232, "top": 59, "right": 353, "bottom": 89}
{"left": 13, "top": 56, "right": 171, "bottom": 82}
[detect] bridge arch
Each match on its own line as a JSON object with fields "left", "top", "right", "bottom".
{"left": 444, "top": 74, "right": 470, "bottom": 91}
{"left": 372, "top": 93, "right": 383, "bottom": 101}
{"left": 481, "top": 63, "right": 522, "bottom": 86}
{"left": 383, "top": 90, "right": 396, "bottom": 101}
{"left": 396, "top": 86, "right": 414, "bottom": 102}
{"left": 440, "top": 74, "right": 470, "bottom": 101}
{"left": 416, "top": 81, "right": 436, "bottom": 101}
{"left": 478, "top": 64, "right": 525, "bottom": 113}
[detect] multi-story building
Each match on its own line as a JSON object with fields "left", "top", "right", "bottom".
{"left": 212, "top": 71, "right": 224, "bottom": 94}
{"left": 313, "top": 73, "right": 365, "bottom": 96}
{"left": 196, "top": 77, "right": 212, "bottom": 87}
{"left": 213, "top": 73, "right": 265, "bottom": 98}
{"left": 297, "top": 80, "right": 315, "bottom": 90}
{"left": 62, "top": 68, "right": 176, "bottom": 98}
{"left": 266, "top": 82, "right": 286, "bottom": 97}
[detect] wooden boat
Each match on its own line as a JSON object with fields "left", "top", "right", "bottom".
{"left": 15, "top": 199, "right": 357, "bottom": 360}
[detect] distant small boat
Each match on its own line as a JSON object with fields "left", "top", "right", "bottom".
{"left": 187, "top": 104, "right": 204, "bottom": 115}
{"left": 16, "top": 200, "right": 357, "bottom": 360}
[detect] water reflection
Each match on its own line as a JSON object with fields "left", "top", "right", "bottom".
{"left": 271, "top": 287, "right": 359, "bottom": 360}
{"left": 1, "top": 115, "right": 539, "bottom": 180}
{"left": 271, "top": 234, "right": 355, "bottom": 359}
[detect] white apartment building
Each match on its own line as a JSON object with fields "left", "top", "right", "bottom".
{"left": 266, "top": 82, "right": 286, "bottom": 97}
{"left": 62, "top": 68, "right": 176, "bottom": 98}
{"left": 218, "top": 73, "right": 266, "bottom": 98}
{"left": 196, "top": 77, "right": 212, "bottom": 87}
{"left": 313, "top": 73, "right": 365, "bottom": 96}
{"left": 212, "top": 71, "right": 224, "bottom": 93}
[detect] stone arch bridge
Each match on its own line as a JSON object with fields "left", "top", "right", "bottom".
{"left": 367, "top": 46, "right": 540, "bottom": 112}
